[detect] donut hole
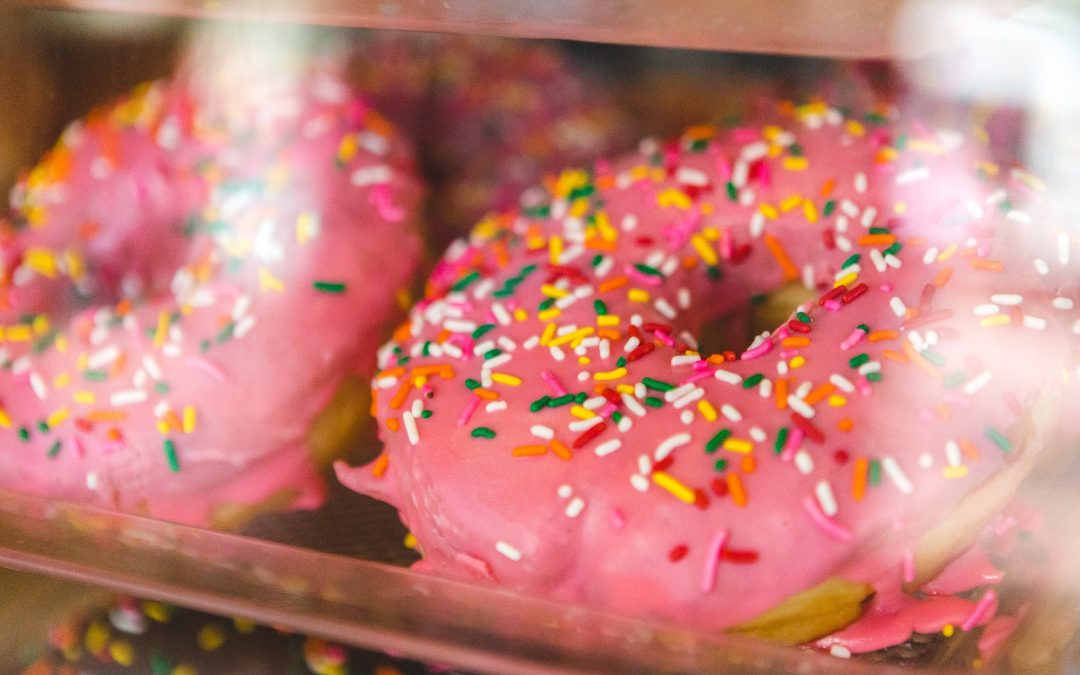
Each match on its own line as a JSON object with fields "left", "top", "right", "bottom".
{"left": 696, "top": 281, "right": 816, "bottom": 356}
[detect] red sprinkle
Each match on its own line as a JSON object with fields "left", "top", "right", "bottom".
{"left": 787, "top": 320, "right": 811, "bottom": 334}
{"left": 721, "top": 548, "right": 760, "bottom": 564}
{"left": 693, "top": 489, "right": 710, "bottom": 510}
{"left": 820, "top": 285, "right": 848, "bottom": 305}
{"left": 572, "top": 422, "right": 607, "bottom": 450}
{"left": 730, "top": 243, "right": 752, "bottom": 264}
{"left": 642, "top": 322, "right": 673, "bottom": 335}
{"left": 668, "top": 544, "right": 689, "bottom": 562}
{"left": 834, "top": 449, "right": 850, "bottom": 465}
{"left": 626, "top": 342, "right": 656, "bottom": 362}
{"left": 901, "top": 308, "right": 954, "bottom": 330}
{"left": 842, "top": 283, "right": 869, "bottom": 304}
{"left": 652, "top": 455, "right": 675, "bottom": 473}
{"left": 601, "top": 388, "right": 623, "bottom": 406}
{"left": 710, "top": 478, "right": 728, "bottom": 497}
{"left": 791, "top": 413, "right": 825, "bottom": 444}
{"left": 822, "top": 229, "right": 836, "bottom": 249}
{"left": 919, "top": 283, "right": 936, "bottom": 310}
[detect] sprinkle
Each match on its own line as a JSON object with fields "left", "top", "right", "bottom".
{"left": 655, "top": 433, "right": 692, "bottom": 460}
{"left": 961, "top": 589, "right": 998, "bottom": 631}
{"left": 496, "top": 541, "right": 522, "bottom": 561}
{"left": 512, "top": 444, "right": 547, "bottom": 457}
{"left": 163, "top": 439, "right": 180, "bottom": 472}
{"left": 985, "top": 426, "right": 1012, "bottom": 451}
{"left": 531, "top": 425, "right": 555, "bottom": 440}
{"left": 714, "top": 369, "right": 742, "bottom": 385}
{"left": 852, "top": 458, "right": 869, "bottom": 501}
{"left": 727, "top": 473, "right": 747, "bottom": 508}
{"left": 882, "top": 456, "right": 914, "bottom": 494}
{"left": 403, "top": 412, "right": 420, "bottom": 445}
{"left": 815, "top": 480, "right": 839, "bottom": 516}
{"left": 802, "top": 496, "right": 852, "bottom": 541}
{"left": 701, "top": 528, "right": 730, "bottom": 593}
{"left": 786, "top": 395, "right": 816, "bottom": 419}
{"left": 652, "top": 471, "right": 697, "bottom": 504}
{"left": 763, "top": 233, "right": 799, "bottom": 281}
{"left": 312, "top": 281, "right": 346, "bottom": 294}
{"left": 595, "top": 439, "right": 622, "bottom": 457}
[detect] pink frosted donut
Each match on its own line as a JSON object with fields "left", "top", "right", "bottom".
{"left": 0, "top": 52, "right": 423, "bottom": 527}
{"left": 338, "top": 97, "right": 1080, "bottom": 653}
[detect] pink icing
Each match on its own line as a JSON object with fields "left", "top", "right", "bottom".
{"left": 0, "top": 50, "right": 423, "bottom": 526}
{"left": 338, "top": 96, "right": 1080, "bottom": 647}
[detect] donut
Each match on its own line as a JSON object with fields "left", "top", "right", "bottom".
{"left": 0, "top": 42, "right": 423, "bottom": 527}
{"left": 349, "top": 32, "right": 632, "bottom": 242}
{"left": 337, "top": 95, "right": 1080, "bottom": 654}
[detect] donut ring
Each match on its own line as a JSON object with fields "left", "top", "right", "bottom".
{"left": 338, "top": 98, "right": 1080, "bottom": 650}
{"left": 0, "top": 54, "right": 423, "bottom": 527}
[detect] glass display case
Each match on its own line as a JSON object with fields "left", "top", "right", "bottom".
{"left": 1, "top": 1, "right": 1078, "bottom": 672}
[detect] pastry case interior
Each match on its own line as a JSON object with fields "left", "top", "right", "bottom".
{"left": 2, "top": 0, "right": 1080, "bottom": 672}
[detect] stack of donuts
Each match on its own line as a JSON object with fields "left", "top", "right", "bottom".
{"left": 3, "top": 22, "right": 1079, "bottom": 669}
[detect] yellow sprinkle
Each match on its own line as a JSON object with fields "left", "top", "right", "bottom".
{"left": 783, "top": 156, "right": 809, "bottom": 171}
{"left": 24, "top": 246, "right": 58, "bottom": 278}
{"left": 803, "top": 200, "right": 818, "bottom": 223}
{"left": 296, "top": 211, "right": 317, "bottom": 245}
{"left": 657, "top": 187, "right": 692, "bottom": 210}
{"left": 85, "top": 619, "right": 110, "bottom": 652}
{"left": 197, "top": 624, "right": 227, "bottom": 651}
{"left": 652, "top": 471, "right": 697, "bottom": 504}
{"left": 0, "top": 409, "right": 10, "bottom": 428}
{"left": 703, "top": 226, "right": 720, "bottom": 241}
{"left": 491, "top": 373, "right": 522, "bottom": 386}
{"left": 549, "top": 235, "right": 563, "bottom": 264}
{"left": 548, "top": 327, "right": 595, "bottom": 347}
{"left": 828, "top": 395, "right": 848, "bottom": 407}
{"left": 337, "top": 133, "right": 359, "bottom": 161}
{"left": 46, "top": 407, "right": 70, "bottom": 429}
{"left": 628, "top": 165, "right": 650, "bottom": 182}
{"left": 980, "top": 314, "right": 1011, "bottom": 328}
{"left": 697, "top": 400, "right": 718, "bottom": 422}
{"left": 722, "top": 438, "right": 754, "bottom": 454}
{"left": 594, "top": 367, "right": 628, "bottom": 382}
{"left": 540, "top": 284, "right": 569, "bottom": 299}
{"left": 513, "top": 308, "right": 528, "bottom": 322}
{"left": 3, "top": 325, "right": 32, "bottom": 342}
{"left": 395, "top": 288, "right": 412, "bottom": 312}
{"left": 790, "top": 356, "right": 806, "bottom": 369}
{"left": 595, "top": 211, "right": 618, "bottom": 241}
{"left": 690, "top": 233, "right": 718, "bottom": 266}
{"left": 570, "top": 405, "right": 596, "bottom": 420}
{"left": 64, "top": 250, "right": 85, "bottom": 281}
{"left": 597, "top": 315, "right": 620, "bottom": 327}
{"left": 758, "top": 203, "right": 779, "bottom": 220}
{"left": 944, "top": 465, "right": 970, "bottom": 479}
{"left": 109, "top": 640, "right": 135, "bottom": 666}
{"left": 153, "top": 311, "right": 170, "bottom": 348}
{"left": 539, "top": 323, "right": 557, "bottom": 346}
{"left": 943, "top": 624, "right": 955, "bottom": 637}
{"left": 53, "top": 372, "right": 71, "bottom": 389}
{"left": 182, "top": 406, "right": 197, "bottom": 433}
{"left": 907, "top": 138, "right": 944, "bottom": 155}
{"left": 615, "top": 384, "right": 635, "bottom": 395}
{"left": 233, "top": 618, "right": 255, "bottom": 634}
{"left": 258, "top": 267, "right": 285, "bottom": 293}
{"left": 578, "top": 356, "right": 591, "bottom": 365}
{"left": 32, "top": 314, "right": 50, "bottom": 335}
{"left": 538, "top": 308, "right": 562, "bottom": 322}
{"left": 73, "top": 390, "right": 96, "bottom": 405}
{"left": 937, "top": 243, "right": 958, "bottom": 262}
{"left": 403, "top": 532, "right": 418, "bottom": 549}
{"left": 780, "top": 195, "right": 804, "bottom": 213}
{"left": 627, "top": 289, "right": 650, "bottom": 303}
{"left": 142, "top": 601, "right": 171, "bottom": 622}
{"left": 845, "top": 120, "right": 866, "bottom": 137}
{"left": 834, "top": 272, "right": 858, "bottom": 288}
{"left": 55, "top": 335, "right": 68, "bottom": 353}
{"left": 172, "top": 665, "right": 198, "bottom": 675}
{"left": 156, "top": 420, "right": 171, "bottom": 435}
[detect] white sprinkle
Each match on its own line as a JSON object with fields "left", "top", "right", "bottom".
{"left": 759, "top": 378, "right": 773, "bottom": 398}
{"left": 802, "top": 265, "right": 815, "bottom": 290}
{"left": 664, "top": 383, "right": 696, "bottom": 402}
{"left": 854, "top": 172, "right": 867, "bottom": 194}
{"left": 923, "top": 247, "right": 939, "bottom": 265}
{"left": 720, "top": 404, "right": 742, "bottom": 422}
{"left": 621, "top": 214, "right": 638, "bottom": 231}
{"left": 787, "top": 396, "right": 816, "bottom": 419}
{"left": 583, "top": 396, "right": 606, "bottom": 410}
{"left": 732, "top": 159, "right": 750, "bottom": 188}
{"left": 483, "top": 353, "right": 512, "bottom": 371}
{"left": 777, "top": 361, "right": 789, "bottom": 376}
{"left": 795, "top": 450, "right": 814, "bottom": 475}
{"left": 87, "top": 345, "right": 121, "bottom": 370}
{"left": 963, "top": 371, "right": 992, "bottom": 395}
{"left": 497, "top": 336, "right": 517, "bottom": 352}
{"left": 595, "top": 256, "right": 614, "bottom": 277}
{"left": 402, "top": 411, "right": 419, "bottom": 446}
{"left": 1059, "top": 232, "right": 1071, "bottom": 266}
{"left": 630, "top": 474, "right": 650, "bottom": 492}
{"left": 443, "top": 319, "right": 477, "bottom": 334}
{"left": 565, "top": 498, "right": 586, "bottom": 518}
{"left": 895, "top": 166, "right": 930, "bottom": 184}
{"left": 991, "top": 294, "right": 1023, "bottom": 306}
{"left": 840, "top": 199, "right": 859, "bottom": 217}
{"left": 672, "top": 387, "right": 705, "bottom": 409}
{"left": 918, "top": 453, "right": 934, "bottom": 469}
{"left": 623, "top": 336, "right": 641, "bottom": 353}
{"left": 836, "top": 235, "right": 852, "bottom": 252}
{"left": 671, "top": 354, "right": 702, "bottom": 367}
{"left": 110, "top": 390, "right": 148, "bottom": 407}
{"left": 568, "top": 416, "right": 603, "bottom": 433}
{"left": 630, "top": 314, "right": 643, "bottom": 327}
{"left": 677, "top": 287, "right": 692, "bottom": 310}
{"left": 1053, "top": 297, "right": 1075, "bottom": 310}
{"left": 749, "top": 212, "right": 765, "bottom": 238}
{"left": 142, "top": 355, "right": 163, "bottom": 381}
{"left": 714, "top": 369, "right": 742, "bottom": 386}
{"left": 860, "top": 206, "right": 878, "bottom": 228}
{"left": 481, "top": 370, "right": 493, "bottom": 387}
{"left": 830, "top": 645, "right": 852, "bottom": 659}
{"left": 492, "top": 302, "right": 512, "bottom": 325}
{"left": 1034, "top": 258, "right": 1050, "bottom": 276}
{"left": 890, "top": 297, "right": 908, "bottom": 318}
{"left": 621, "top": 394, "right": 647, "bottom": 417}
{"left": 869, "top": 248, "right": 887, "bottom": 273}
{"left": 654, "top": 298, "right": 677, "bottom": 320}
{"left": 637, "top": 455, "right": 652, "bottom": 474}
{"left": 749, "top": 426, "right": 766, "bottom": 443}
{"left": 350, "top": 164, "right": 392, "bottom": 186}
{"left": 795, "top": 381, "right": 814, "bottom": 399}
{"left": 882, "top": 456, "right": 914, "bottom": 494}
{"left": 835, "top": 265, "right": 861, "bottom": 282}
{"left": 634, "top": 382, "right": 647, "bottom": 398}
{"left": 617, "top": 416, "right": 633, "bottom": 433}
{"left": 885, "top": 253, "right": 902, "bottom": 269}
{"left": 549, "top": 346, "right": 565, "bottom": 362}
{"left": 30, "top": 371, "right": 47, "bottom": 400}
{"left": 973, "top": 304, "right": 1000, "bottom": 316}
{"left": 599, "top": 340, "right": 610, "bottom": 360}
{"left": 815, "top": 480, "right": 839, "bottom": 517}
{"left": 857, "top": 361, "right": 882, "bottom": 375}
{"left": 945, "top": 440, "right": 962, "bottom": 467}
{"left": 1022, "top": 315, "right": 1047, "bottom": 330}
{"left": 1006, "top": 210, "right": 1032, "bottom": 224}
{"left": 741, "top": 140, "right": 769, "bottom": 162}
{"left": 557, "top": 484, "right": 573, "bottom": 499}
{"left": 661, "top": 257, "right": 679, "bottom": 277}
{"left": 485, "top": 401, "right": 507, "bottom": 413}
{"left": 654, "top": 433, "right": 691, "bottom": 461}
{"left": 496, "top": 541, "right": 522, "bottom": 561}
{"left": 443, "top": 343, "right": 464, "bottom": 358}
{"left": 522, "top": 336, "right": 540, "bottom": 350}
{"left": 836, "top": 215, "right": 849, "bottom": 233}
{"left": 595, "top": 439, "right": 622, "bottom": 457}
{"left": 680, "top": 410, "right": 694, "bottom": 425}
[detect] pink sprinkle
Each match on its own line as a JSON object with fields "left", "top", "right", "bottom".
{"left": 824, "top": 299, "right": 842, "bottom": 311}
{"left": 654, "top": 331, "right": 675, "bottom": 347}
{"left": 541, "top": 370, "right": 568, "bottom": 396}
{"left": 371, "top": 184, "right": 405, "bottom": 222}
{"left": 779, "top": 348, "right": 799, "bottom": 359}
{"left": 781, "top": 427, "right": 804, "bottom": 461}
{"left": 701, "top": 528, "right": 730, "bottom": 593}
{"left": 961, "top": 589, "right": 998, "bottom": 631}
{"left": 993, "top": 515, "right": 1018, "bottom": 537}
{"left": 609, "top": 508, "right": 626, "bottom": 529}
{"left": 681, "top": 369, "right": 715, "bottom": 386}
{"left": 186, "top": 357, "right": 225, "bottom": 381}
{"left": 625, "top": 265, "right": 663, "bottom": 287}
{"left": 878, "top": 283, "right": 893, "bottom": 292}
{"left": 716, "top": 156, "right": 732, "bottom": 180}
{"left": 692, "top": 359, "right": 712, "bottom": 373}
{"left": 840, "top": 329, "right": 866, "bottom": 351}
{"left": 456, "top": 396, "right": 480, "bottom": 427}
{"left": 719, "top": 230, "right": 734, "bottom": 259}
{"left": 731, "top": 127, "right": 759, "bottom": 143}
{"left": 902, "top": 548, "right": 916, "bottom": 583}
{"left": 71, "top": 437, "right": 86, "bottom": 459}
{"left": 802, "top": 497, "right": 853, "bottom": 542}
{"left": 741, "top": 339, "right": 773, "bottom": 360}
{"left": 856, "top": 376, "right": 873, "bottom": 397}
{"left": 598, "top": 403, "right": 618, "bottom": 418}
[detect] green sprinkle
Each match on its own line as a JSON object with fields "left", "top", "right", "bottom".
{"left": 154, "top": 382, "right": 170, "bottom": 394}
{"left": 795, "top": 311, "right": 812, "bottom": 324}
{"left": 568, "top": 184, "right": 595, "bottom": 200}
{"left": 999, "top": 199, "right": 1012, "bottom": 213}
{"left": 548, "top": 394, "right": 575, "bottom": 408}
{"left": 742, "top": 373, "right": 764, "bottom": 389}
{"left": 644, "top": 396, "right": 664, "bottom": 408}
{"left": 32, "top": 331, "right": 58, "bottom": 354}
{"left": 36, "top": 420, "right": 49, "bottom": 433}
{"left": 611, "top": 411, "right": 624, "bottom": 423}
{"left": 163, "top": 439, "right": 180, "bottom": 472}
{"left": 921, "top": 350, "right": 946, "bottom": 366}
{"left": 47, "top": 440, "right": 62, "bottom": 458}
{"left": 538, "top": 297, "right": 556, "bottom": 311}
{"left": 313, "top": 281, "right": 346, "bottom": 294}
{"left": 465, "top": 378, "right": 481, "bottom": 390}
{"left": 690, "top": 138, "right": 710, "bottom": 152}
{"left": 707, "top": 266, "right": 722, "bottom": 281}
{"left": 849, "top": 354, "right": 870, "bottom": 368}
{"left": 451, "top": 271, "right": 480, "bottom": 292}
{"left": 788, "top": 143, "right": 804, "bottom": 157}
{"left": 616, "top": 356, "right": 627, "bottom": 368}
{"left": 634, "top": 263, "right": 664, "bottom": 278}
{"left": 216, "top": 322, "right": 235, "bottom": 344}
{"left": 869, "top": 459, "right": 882, "bottom": 485}
{"left": 17, "top": 427, "right": 30, "bottom": 442}
{"left": 83, "top": 370, "right": 108, "bottom": 382}
{"left": 524, "top": 205, "right": 551, "bottom": 218}
{"left": 841, "top": 254, "right": 862, "bottom": 269}
{"left": 714, "top": 458, "right": 728, "bottom": 472}
{"left": 420, "top": 410, "right": 433, "bottom": 419}
{"left": 521, "top": 264, "right": 538, "bottom": 276}
{"left": 471, "top": 324, "right": 496, "bottom": 340}
{"left": 200, "top": 339, "right": 212, "bottom": 353}
{"left": 492, "top": 288, "right": 514, "bottom": 299}
{"left": 750, "top": 293, "right": 767, "bottom": 306}
{"left": 773, "top": 427, "right": 789, "bottom": 454}
{"left": 591, "top": 254, "right": 605, "bottom": 268}
{"left": 857, "top": 323, "right": 870, "bottom": 333}
{"left": 864, "top": 111, "right": 888, "bottom": 125}
{"left": 150, "top": 654, "right": 172, "bottom": 675}
{"left": 725, "top": 181, "right": 738, "bottom": 202}
{"left": 421, "top": 341, "right": 432, "bottom": 357}
{"left": 866, "top": 371, "right": 883, "bottom": 382}
{"left": 642, "top": 377, "right": 675, "bottom": 392}
{"left": 530, "top": 396, "right": 551, "bottom": 412}
{"left": 985, "top": 426, "right": 1012, "bottom": 451}
{"left": 471, "top": 427, "right": 496, "bottom": 439}
{"left": 868, "top": 226, "right": 891, "bottom": 235}
{"left": 823, "top": 200, "right": 836, "bottom": 216}
{"left": 574, "top": 392, "right": 588, "bottom": 404}
{"left": 483, "top": 348, "right": 502, "bottom": 360}
{"left": 705, "top": 429, "right": 732, "bottom": 453}
{"left": 943, "top": 372, "right": 967, "bottom": 389}
{"left": 593, "top": 300, "right": 608, "bottom": 315}
{"left": 883, "top": 243, "right": 903, "bottom": 256}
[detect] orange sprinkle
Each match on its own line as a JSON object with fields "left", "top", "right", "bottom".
{"left": 550, "top": 439, "right": 572, "bottom": 460}
{"left": 820, "top": 177, "right": 836, "bottom": 198}
{"left": 838, "top": 419, "right": 854, "bottom": 432}
{"left": 959, "top": 439, "right": 981, "bottom": 461}
{"left": 868, "top": 330, "right": 900, "bottom": 343}
{"left": 882, "top": 349, "right": 909, "bottom": 364}
{"left": 763, "top": 233, "right": 799, "bottom": 281}
{"left": 491, "top": 240, "right": 510, "bottom": 268}
{"left": 585, "top": 238, "right": 617, "bottom": 252}
{"left": 89, "top": 410, "right": 126, "bottom": 423}
{"left": 780, "top": 336, "right": 811, "bottom": 348}
{"left": 858, "top": 234, "right": 897, "bottom": 247}
{"left": 109, "top": 353, "right": 126, "bottom": 378}
{"left": 376, "top": 367, "right": 406, "bottom": 380}
{"left": 598, "top": 276, "right": 629, "bottom": 293}
{"left": 594, "top": 175, "right": 616, "bottom": 190}
{"left": 775, "top": 378, "right": 789, "bottom": 410}
{"left": 388, "top": 380, "right": 413, "bottom": 410}
{"left": 682, "top": 255, "right": 698, "bottom": 269}
{"left": 902, "top": 341, "right": 942, "bottom": 380}
{"left": 411, "top": 364, "right": 450, "bottom": 377}
{"left": 852, "top": 458, "right": 869, "bottom": 501}
{"left": 386, "top": 418, "right": 400, "bottom": 432}
{"left": 115, "top": 298, "right": 133, "bottom": 316}
{"left": 597, "top": 328, "right": 622, "bottom": 341}
{"left": 740, "top": 456, "right": 757, "bottom": 474}
{"left": 512, "top": 444, "right": 547, "bottom": 457}
{"left": 971, "top": 259, "right": 1005, "bottom": 272}
{"left": 162, "top": 410, "right": 182, "bottom": 430}
{"left": 392, "top": 322, "right": 413, "bottom": 343}
{"left": 435, "top": 329, "right": 452, "bottom": 344}
{"left": 106, "top": 427, "right": 122, "bottom": 441}
{"left": 370, "top": 388, "right": 379, "bottom": 417}
{"left": 727, "top": 473, "right": 748, "bottom": 508}
{"left": 473, "top": 388, "right": 499, "bottom": 400}
{"left": 804, "top": 382, "right": 835, "bottom": 406}
{"left": 937, "top": 403, "right": 952, "bottom": 421}
{"left": 370, "top": 453, "right": 390, "bottom": 478}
